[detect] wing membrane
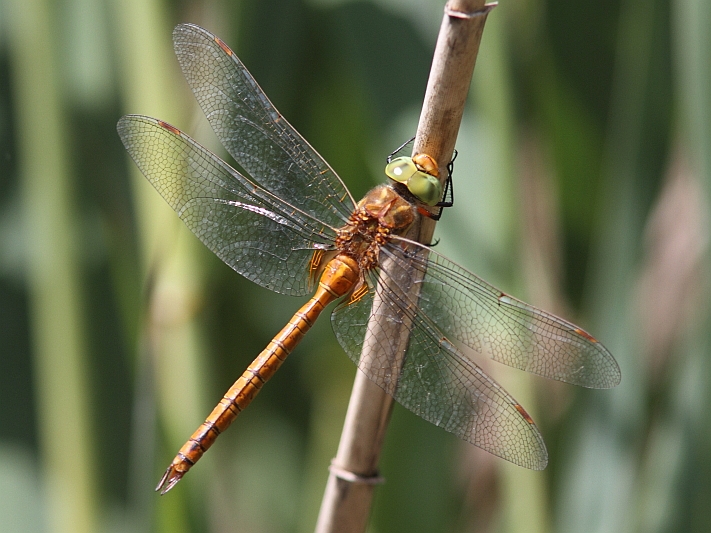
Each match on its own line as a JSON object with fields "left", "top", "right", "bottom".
{"left": 331, "top": 260, "right": 547, "bottom": 470}
{"left": 118, "top": 115, "right": 335, "bottom": 295}
{"left": 383, "top": 240, "right": 621, "bottom": 388}
{"left": 172, "top": 23, "right": 355, "bottom": 228}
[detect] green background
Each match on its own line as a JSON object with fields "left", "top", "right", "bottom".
{"left": 1, "top": 0, "right": 710, "bottom": 532}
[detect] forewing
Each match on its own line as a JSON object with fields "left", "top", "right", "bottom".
{"left": 117, "top": 115, "right": 335, "bottom": 296}
{"left": 383, "top": 240, "right": 621, "bottom": 388}
{"left": 172, "top": 23, "right": 355, "bottom": 228}
{"left": 331, "top": 267, "right": 548, "bottom": 470}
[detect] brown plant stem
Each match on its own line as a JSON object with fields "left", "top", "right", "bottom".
{"left": 314, "top": 2, "right": 495, "bottom": 532}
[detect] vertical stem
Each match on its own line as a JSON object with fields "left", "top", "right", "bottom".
{"left": 314, "top": 2, "right": 494, "bottom": 532}
{"left": 112, "top": 0, "right": 211, "bottom": 530}
{"left": 8, "top": 1, "right": 98, "bottom": 533}
{"left": 559, "top": 0, "right": 660, "bottom": 530}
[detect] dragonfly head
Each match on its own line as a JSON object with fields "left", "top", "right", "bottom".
{"left": 385, "top": 155, "right": 443, "bottom": 207}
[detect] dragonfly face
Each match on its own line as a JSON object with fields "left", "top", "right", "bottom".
{"left": 385, "top": 155, "right": 443, "bottom": 206}
{"left": 118, "top": 23, "right": 620, "bottom": 494}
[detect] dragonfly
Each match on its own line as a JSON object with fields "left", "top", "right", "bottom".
{"left": 118, "top": 23, "right": 621, "bottom": 495}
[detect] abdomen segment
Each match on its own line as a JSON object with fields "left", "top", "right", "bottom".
{"left": 156, "top": 254, "right": 359, "bottom": 493}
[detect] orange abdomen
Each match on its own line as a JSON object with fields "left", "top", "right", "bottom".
{"left": 156, "top": 254, "right": 360, "bottom": 493}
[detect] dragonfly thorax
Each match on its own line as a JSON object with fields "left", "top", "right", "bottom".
{"left": 357, "top": 185, "right": 416, "bottom": 228}
{"left": 335, "top": 185, "right": 416, "bottom": 271}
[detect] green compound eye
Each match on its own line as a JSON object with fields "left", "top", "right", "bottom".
{"left": 385, "top": 156, "right": 442, "bottom": 206}
{"left": 385, "top": 156, "right": 417, "bottom": 184}
{"left": 406, "top": 172, "right": 442, "bottom": 206}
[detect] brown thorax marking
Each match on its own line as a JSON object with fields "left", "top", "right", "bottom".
{"left": 335, "top": 185, "right": 416, "bottom": 272}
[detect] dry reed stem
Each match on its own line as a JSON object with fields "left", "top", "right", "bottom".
{"left": 314, "top": 2, "right": 495, "bottom": 532}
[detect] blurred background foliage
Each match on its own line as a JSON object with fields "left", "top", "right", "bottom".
{"left": 1, "top": 0, "right": 710, "bottom": 532}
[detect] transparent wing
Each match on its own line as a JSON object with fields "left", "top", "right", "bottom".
{"left": 331, "top": 264, "right": 548, "bottom": 470}
{"left": 117, "top": 115, "right": 336, "bottom": 296}
{"left": 172, "top": 23, "right": 355, "bottom": 228}
{"left": 383, "top": 239, "right": 621, "bottom": 388}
